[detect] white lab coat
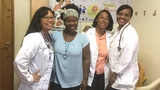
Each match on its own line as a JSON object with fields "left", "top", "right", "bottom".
{"left": 109, "top": 22, "right": 139, "bottom": 90}
{"left": 14, "top": 32, "right": 54, "bottom": 90}
{"left": 84, "top": 28, "right": 112, "bottom": 89}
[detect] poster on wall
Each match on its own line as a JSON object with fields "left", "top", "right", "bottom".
{"left": 48, "top": 0, "right": 131, "bottom": 30}
{"left": 74, "top": 0, "right": 131, "bottom": 22}
{"left": 48, "top": 0, "right": 74, "bottom": 31}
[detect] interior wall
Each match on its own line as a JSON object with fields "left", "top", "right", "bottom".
{"left": 131, "top": 0, "right": 160, "bottom": 86}
{"left": 14, "top": 0, "right": 30, "bottom": 90}
{"left": 14, "top": 0, "right": 160, "bottom": 89}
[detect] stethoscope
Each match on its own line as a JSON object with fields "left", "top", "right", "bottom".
{"left": 110, "top": 22, "right": 130, "bottom": 52}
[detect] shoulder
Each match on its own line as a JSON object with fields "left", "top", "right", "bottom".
{"left": 24, "top": 32, "right": 41, "bottom": 39}
{"left": 127, "top": 25, "right": 136, "bottom": 30}
{"left": 50, "top": 30, "right": 62, "bottom": 40}
{"left": 76, "top": 33, "right": 89, "bottom": 47}
{"left": 125, "top": 25, "right": 138, "bottom": 36}
{"left": 124, "top": 25, "right": 139, "bottom": 41}
{"left": 88, "top": 28, "right": 95, "bottom": 32}
{"left": 77, "top": 33, "right": 87, "bottom": 38}
{"left": 85, "top": 28, "right": 95, "bottom": 35}
{"left": 76, "top": 33, "right": 88, "bottom": 42}
{"left": 50, "top": 30, "right": 62, "bottom": 36}
{"left": 23, "top": 32, "right": 43, "bottom": 45}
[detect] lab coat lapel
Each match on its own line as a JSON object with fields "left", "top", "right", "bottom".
{"left": 88, "top": 28, "right": 98, "bottom": 50}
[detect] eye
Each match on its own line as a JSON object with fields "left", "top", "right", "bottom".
{"left": 118, "top": 13, "right": 123, "bottom": 16}
{"left": 99, "top": 16, "right": 109, "bottom": 20}
{"left": 43, "top": 16, "right": 55, "bottom": 20}
{"left": 124, "top": 14, "right": 130, "bottom": 17}
{"left": 66, "top": 19, "right": 78, "bottom": 23}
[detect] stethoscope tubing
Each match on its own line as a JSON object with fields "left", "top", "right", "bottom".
{"left": 109, "top": 22, "right": 130, "bottom": 51}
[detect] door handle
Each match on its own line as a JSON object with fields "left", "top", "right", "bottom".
{"left": 5, "top": 42, "right": 10, "bottom": 48}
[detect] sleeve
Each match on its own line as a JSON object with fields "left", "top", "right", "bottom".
{"left": 114, "top": 27, "right": 139, "bottom": 74}
{"left": 13, "top": 34, "right": 40, "bottom": 85}
{"left": 50, "top": 30, "right": 59, "bottom": 40}
{"left": 81, "top": 34, "right": 89, "bottom": 48}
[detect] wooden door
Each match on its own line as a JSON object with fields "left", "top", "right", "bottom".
{"left": 0, "top": 0, "right": 14, "bottom": 89}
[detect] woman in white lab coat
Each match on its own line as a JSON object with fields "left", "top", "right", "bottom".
{"left": 107, "top": 4, "right": 139, "bottom": 90}
{"left": 13, "top": 7, "right": 55, "bottom": 90}
{"left": 85, "top": 10, "right": 113, "bottom": 90}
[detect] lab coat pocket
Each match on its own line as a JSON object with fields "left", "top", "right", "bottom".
{"left": 36, "top": 77, "right": 49, "bottom": 90}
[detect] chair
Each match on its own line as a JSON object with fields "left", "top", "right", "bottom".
{"left": 136, "top": 78, "right": 160, "bottom": 90}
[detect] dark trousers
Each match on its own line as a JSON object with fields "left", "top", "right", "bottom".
{"left": 50, "top": 82, "right": 81, "bottom": 90}
{"left": 106, "top": 85, "right": 118, "bottom": 90}
{"left": 87, "top": 73, "right": 104, "bottom": 90}
{"left": 109, "top": 87, "right": 118, "bottom": 90}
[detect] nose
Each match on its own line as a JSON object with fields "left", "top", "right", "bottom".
{"left": 102, "top": 18, "right": 106, "bottom": 22}
{"left": 101, "top": 18, "right": 107, "bottom": 23}
{"left": 120, "top": 15, "right": 125, "bottom": 19}
{"left": 69, "top": 21, "right": 75, "bottom": 25}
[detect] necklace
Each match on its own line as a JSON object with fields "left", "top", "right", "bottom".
{"left": 63, "top": 42, "right": 70, "bottom": 59}
{"left": 40, "top": 31, "right": 54, "bottom": 51}
{"left": 63, "top": 31, "right": 76, "bottom": 59}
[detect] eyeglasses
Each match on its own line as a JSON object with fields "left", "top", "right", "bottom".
{"left": 43, "top": 16, "right": 55, "bottom": 20}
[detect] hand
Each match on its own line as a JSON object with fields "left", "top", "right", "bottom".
{"left": 80, "top": 79, "right": 87, "bottom": 90}
{"left": 32, "top": 69, "right": 41, "bottom": 82}
{"left": 109, "top": 72, "right": 117, "bottom": 85}
{"left": 106, "top": 82, "right": 111, "bottom": 90}
{"left": 106, "top": 72, "right": 117, "bottom": 90}
{"left": 83, "top": 25, "right": 92, "bottom": 32}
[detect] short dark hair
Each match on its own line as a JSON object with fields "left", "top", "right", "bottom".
{"left": 24, "top": 6, "right": 54, "bottom": 36}
{"left": 116, "top": 4, "right": 133, "bottom": 17}
{"left": 60, "top": 4, "right": 80, "bottom": 20}
{"left": 92, "top": 10, "right": 113, "bottom": 31}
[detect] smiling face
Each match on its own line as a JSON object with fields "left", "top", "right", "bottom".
{"left": 41, "top": 10, "right": 55, "bottom": 32}
{"left": 96, "top": 11, "right": 109, "bottom": 30}
{"left": 64, "top": 16, "right": 78, "bottom": 32}
{"left": 117, "top": 9, "right": 132, "bottom": 28}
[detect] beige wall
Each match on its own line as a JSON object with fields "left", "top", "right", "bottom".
{"left": 14, "top": 0, "right": 160, "bottom": 89}
{"left": 14, "top": 0, "right": 30, "bottom": 90}
{"left": 131, "top": 0, "right": 160, "bottom": 86}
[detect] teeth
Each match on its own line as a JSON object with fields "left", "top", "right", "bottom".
{"left": 48, "top": 24, "right": 52, "bottom": 26}
{"left": 120, "top": 19, "right": 124, "bottom": 22}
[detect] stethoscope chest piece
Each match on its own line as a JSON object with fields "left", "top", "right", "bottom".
{"left": 117, "top": 46, "right": 121, "bottom": 51}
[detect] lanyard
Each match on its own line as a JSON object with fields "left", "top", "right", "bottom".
{"left": 41, "top": 31, "right": 54, "bottom": 51}
{"left": 110, "top": 22, "right": 130, "bottom": 51}
{"left": 41, "top": 32, "right": 54, "bottom": 61}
